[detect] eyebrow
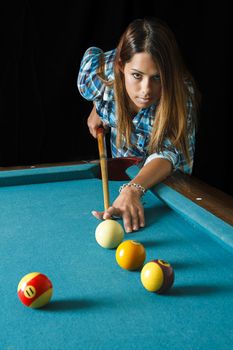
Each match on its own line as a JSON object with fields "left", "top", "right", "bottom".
{"left": 131, "top": 68, "right": 159, "bottom": 76}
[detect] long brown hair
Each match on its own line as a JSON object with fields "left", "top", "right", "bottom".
{"left": 101, "top": 18, "right": 199, "bottom": 163}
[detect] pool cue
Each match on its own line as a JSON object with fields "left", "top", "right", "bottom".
{"left": 96, "top": 127, "right": 110, "bottom": 211}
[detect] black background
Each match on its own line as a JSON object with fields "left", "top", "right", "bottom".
{"left": 0, "top": 1, "right": 232, "bottom": 195}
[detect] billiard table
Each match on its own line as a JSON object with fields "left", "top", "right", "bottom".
{"left": 0, "top": 159, "right": 233, "bottom": 350}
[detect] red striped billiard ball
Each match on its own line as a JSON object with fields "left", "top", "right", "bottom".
{"left": 140, "top": 259, "right": 174, "bottom": 293}
{"left": 17, "top": 272, "right": 53, "bottom": 308}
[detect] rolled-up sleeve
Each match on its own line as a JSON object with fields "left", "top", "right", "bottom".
{"left": 144, "top": 139, "right": 181, "bottom": 170}
{"left": 77, "top": 47, "right": 106, "bottom": 101}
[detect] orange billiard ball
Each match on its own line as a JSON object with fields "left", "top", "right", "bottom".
{"left": 140, "top": 259, "right": 174, "bottom": 294}
{"left": 17, "top": 272, "right": 53, "bottom": 308}
{"left": 116, "top": 240, "right": 146, "bottom": 270}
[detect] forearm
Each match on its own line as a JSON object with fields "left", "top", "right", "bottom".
{"left": 131, "top": 158, "right": 173, "bottom": 190}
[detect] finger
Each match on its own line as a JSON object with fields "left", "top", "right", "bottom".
{"left": 92, "top": 210, "right": 104, "bottom": 220}
{"left": 131, "top": 210, "right": 139, "bottom": 231}
{"left": 102, "top": 206, "right": 121, "bottom": 220}
{"left": 92, "top": 129, "right": 97, "bottom": 138}
{"left": 91, "top": 127, "right": 97, "bottom": 138}
{"left": 122, "top": 212, "right": 133, "bottom": 233}
{"left": 103, "top": 123, "right": 109, "bottom": 132}
{"left": 138, "top": 207, "right": 145, "bottom": 228}
{"left": 93, "top": 124, "right": 104, "bottom": 138}
{"left": 103, "top": 212, "right": 112, "bottom": 220}
{"left": 88, "top": 126, "right": 96, "bottom": 138}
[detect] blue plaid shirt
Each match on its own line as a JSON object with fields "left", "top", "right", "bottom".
{"left": 78, "top": 47, "right": 196, "bottom": 174}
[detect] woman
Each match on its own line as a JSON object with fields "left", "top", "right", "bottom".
{"left": 78, "top": 17, "right": 199, "bottom": 232}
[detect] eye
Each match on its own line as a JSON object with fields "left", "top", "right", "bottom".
{"left": 153, "top": 74, "right": 160, "bottom": 81}
{"left": 132, "top": 73, "right": 142, "bottom": 80}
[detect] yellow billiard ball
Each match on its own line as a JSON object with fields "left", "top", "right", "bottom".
{"left": 116, "top": 240, "right": 146, "bottom": 270}
{"left": 17, "top": 272, "right": 53, "bottom": 308}
{"left": 140, "top": 260, "right": 174, "bottom": 294}
{"left": 95, "top": 219, "right": 124, "bottom": 249}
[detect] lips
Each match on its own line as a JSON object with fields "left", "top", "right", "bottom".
{"left": 136, "top": 97, "right": 152, "bottom": 104}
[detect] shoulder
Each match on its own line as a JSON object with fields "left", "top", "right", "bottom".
{"left": 79, "top": 47, "right": 103, "bottom": 72}
{"left": 181, "top": 79, "right": 197, "bottom": 131}
{"left": 184, "top": 79, "right": 196, "bottom": 112}
{"left": 81, "top": 46, "right": 116, "bottom": 80}
{"left": 184, "top": 79, "right": 195, "bottom": 95}
{"left": 78, "top": 47, "right": 116, "bottom": 101}
{"left": 82, "top": 46, "right": 116, "bottom": 60}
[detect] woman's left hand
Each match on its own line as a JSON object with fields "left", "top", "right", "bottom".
{"left": 92, "top": 186, "right": 145, "bottom": 232}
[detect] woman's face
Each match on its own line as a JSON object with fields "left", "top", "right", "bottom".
{"left": 123, "top": 52, "right": 161, "bottom": 113}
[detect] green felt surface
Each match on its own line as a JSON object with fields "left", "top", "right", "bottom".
{"left": 0, "top": 165, "right": 233, "bottom": 350}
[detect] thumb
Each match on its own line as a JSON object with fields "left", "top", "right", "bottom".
{"left": 92, "top": 210, "right": 104, "bottom": 220}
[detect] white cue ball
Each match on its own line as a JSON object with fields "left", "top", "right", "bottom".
{"left": 95, "top": 219, "right": 124, "bottom": 249}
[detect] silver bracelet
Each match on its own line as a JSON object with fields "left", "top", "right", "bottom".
{"left": 119, "top": 182, "right": 146, "bottom": 196}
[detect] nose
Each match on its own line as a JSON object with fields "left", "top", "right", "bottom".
{"left": 141, "top": 78, "right": 152, "bottom": 97}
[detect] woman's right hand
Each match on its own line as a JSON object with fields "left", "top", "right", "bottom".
{"left": 92, "top": 186, "right": 145, "bottom": 233}
{"left": 87, "top": 105, "right": 107, "bottom": 138}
